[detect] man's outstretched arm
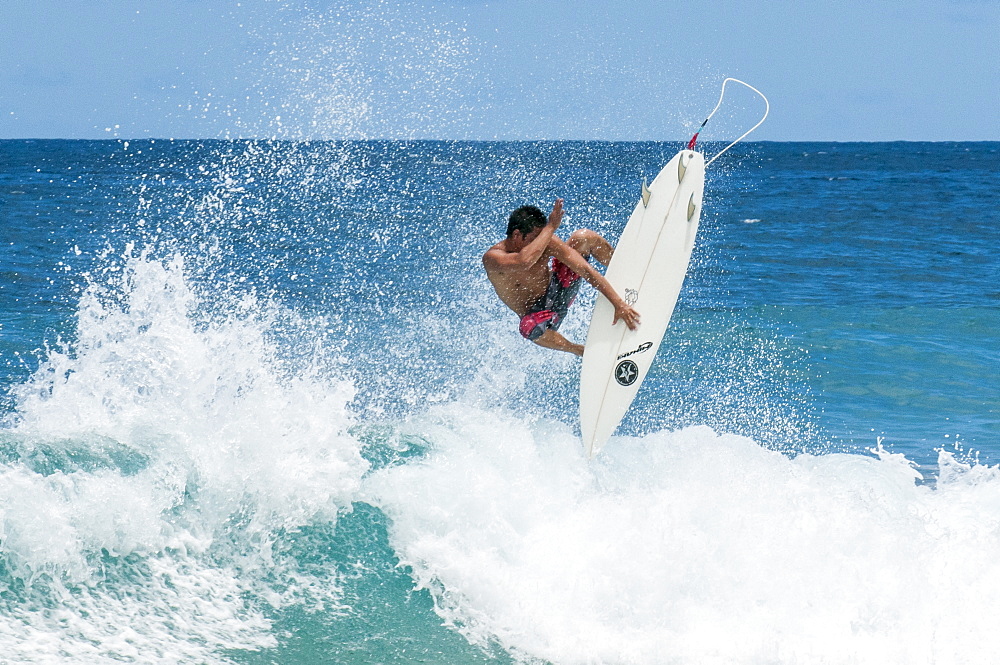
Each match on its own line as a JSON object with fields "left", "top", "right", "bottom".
{"left": 548, "top": 236, "right": 641, "bottom": 330}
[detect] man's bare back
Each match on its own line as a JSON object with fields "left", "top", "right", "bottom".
{"left": 483, "top": 199, "right": 640, "bottom": 356}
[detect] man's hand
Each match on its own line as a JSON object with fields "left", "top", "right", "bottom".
{"left": 548, "top": 198, "right": 564, "bottom": 230}
{"left": 613, "top": 302, "right": 641, "bottom": 330}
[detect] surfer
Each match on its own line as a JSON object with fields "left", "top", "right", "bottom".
{"left": 483, "top": 199, "right": 641, "bottom": 356}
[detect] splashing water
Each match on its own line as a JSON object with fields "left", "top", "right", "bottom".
{"left": 0, "top": 250, "right": 366, "bottom": 662}
{"left": 367, "top": 403, "right": 1000, "bottom": 665}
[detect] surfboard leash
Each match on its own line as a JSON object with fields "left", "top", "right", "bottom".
{"left": 687, "top": 78, "right": 770, "bottom": 167}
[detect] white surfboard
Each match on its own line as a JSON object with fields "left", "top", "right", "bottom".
{"left": 580, "top": 149, "right": 706, "bottom": 457}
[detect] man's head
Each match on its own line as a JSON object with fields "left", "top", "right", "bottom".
{"left": 506, "top": 205, "right": 547, "bottom": 240}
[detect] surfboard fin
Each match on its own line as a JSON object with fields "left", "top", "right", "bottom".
{"left": 687, "top": 193, "right": 697, "bottom": 221}
{"left": 641, "top": 179, "right": 652, "bottom": 207}
{"left": 678, "top": 153, "right": 689, "bottom": 182}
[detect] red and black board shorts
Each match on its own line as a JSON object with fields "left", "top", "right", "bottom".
{"left": 519, "top": 259, "right": 583, "bottom": 341}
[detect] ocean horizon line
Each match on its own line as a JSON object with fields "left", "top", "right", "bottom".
{"left": 3, "top": 137, "right": 998, "bottom": 145}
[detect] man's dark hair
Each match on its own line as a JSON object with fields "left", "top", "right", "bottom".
{"left": 506, "top": 205, "right": 547, "bottom": 238}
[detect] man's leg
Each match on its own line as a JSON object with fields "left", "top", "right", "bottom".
{"left": 568, "top": 229, "right": 614, "bottom": 266}
{"left": 533, "top": 329, "right": 584, "bottom": 357}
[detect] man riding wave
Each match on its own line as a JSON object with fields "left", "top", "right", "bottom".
{"left": 483, "top": 199, "right": 640, "bottom": 356}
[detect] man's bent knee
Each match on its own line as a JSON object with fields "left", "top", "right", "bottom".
{"left": 568, "top": 229, "right": 612, "bottom": 265}
{"left": 568, "top": 228, "right": 600, "bottom": 246}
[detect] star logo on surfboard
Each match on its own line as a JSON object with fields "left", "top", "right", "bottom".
{"left": 614, "top": 360, "right": 639, "bottom": 386}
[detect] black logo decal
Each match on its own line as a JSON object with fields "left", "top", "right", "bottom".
{"left": 624, "top": 288, "right": 639, "bottom": 306}
{"left": 617, "top": 341, "right": 653, "bottom": 360}
{"left": 615, "top": 360, "right": 639, "bottom": 386}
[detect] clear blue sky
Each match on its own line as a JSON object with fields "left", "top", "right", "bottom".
{"left": 2, "top": 0, "right": 997, "bottom": 141}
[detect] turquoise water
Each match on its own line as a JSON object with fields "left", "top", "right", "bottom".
{"left": 1, "top": 139, "right": 999, "bottom": 663}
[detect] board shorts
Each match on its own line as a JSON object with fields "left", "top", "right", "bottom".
{"left": 519, "top": 259, "right": 583, "bottom": 341}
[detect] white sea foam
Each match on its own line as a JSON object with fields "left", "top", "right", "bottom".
{"left": 367, "top": 402, "right": 1000, "bottom": 665}
{"left": 0, "top": 556, "right": 276, "bottom": 664}
{"left": 0, "top": 251, "right": 365, "bottom": 662}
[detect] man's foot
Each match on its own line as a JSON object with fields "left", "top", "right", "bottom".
{"left": 534, "top": 330, "right": 584, "bottom": 356}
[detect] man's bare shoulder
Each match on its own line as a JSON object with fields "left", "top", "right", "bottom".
{"left": 482, "top": 242, "right": 509, "bottom": 269}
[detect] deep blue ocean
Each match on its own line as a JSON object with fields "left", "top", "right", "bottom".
{"left": 1, "top": 139, "right": 999, "bottom": 664}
